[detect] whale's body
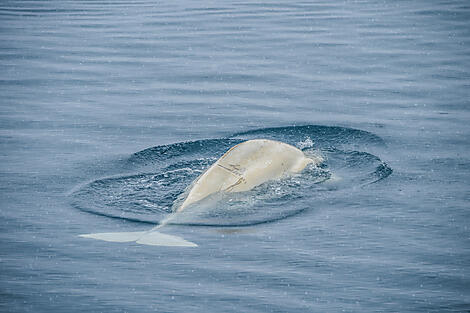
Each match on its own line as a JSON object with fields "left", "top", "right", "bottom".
{"left": 80, "top": 139, "right": 321, "bottom": 247}
{"left": 177, "top": 139, "right": 314, "bottom": 212}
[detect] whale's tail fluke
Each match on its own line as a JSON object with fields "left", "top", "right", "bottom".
{"left": 79, "top": 231, "right": 198, "bottom": 247}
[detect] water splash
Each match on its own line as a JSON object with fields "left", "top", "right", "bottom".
{"left": 297, "top": 136, "right": 315, "bottom": 150}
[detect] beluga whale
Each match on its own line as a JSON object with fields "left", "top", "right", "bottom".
{"left": 80, "top": 139, "right": 322, "bottom": 247}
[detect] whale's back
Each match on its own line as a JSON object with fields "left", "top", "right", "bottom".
{"left": 178, "top": 139, "right": 315, "bottom": 211}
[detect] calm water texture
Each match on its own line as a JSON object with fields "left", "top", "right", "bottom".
{"left": 1, "top": 0, "right": 469, "bottom": 312}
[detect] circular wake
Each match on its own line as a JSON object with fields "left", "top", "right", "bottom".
{"left": 70, "top": 125, "right": 392, "bottom": 226}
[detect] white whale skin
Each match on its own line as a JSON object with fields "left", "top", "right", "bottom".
{"left": 80, "top": 139, "right": 321, "bottom": 247}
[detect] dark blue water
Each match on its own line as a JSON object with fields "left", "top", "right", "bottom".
{"left": 1, "top": 1, "right": 469, "bottom": 312}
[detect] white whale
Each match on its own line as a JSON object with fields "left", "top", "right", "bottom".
{"left": 80, "top": 139, "right": 322, "bottom": 247}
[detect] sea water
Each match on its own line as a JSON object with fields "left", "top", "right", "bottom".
{"left": 1, "top": 1, "right": 469, "bottom": 312}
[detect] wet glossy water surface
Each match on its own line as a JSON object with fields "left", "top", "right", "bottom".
{"left": 1, "top": 1, "right": 469, "bottom": 312}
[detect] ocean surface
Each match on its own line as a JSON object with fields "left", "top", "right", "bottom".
{"left": 1, "top": 0, "right": 469, "bottom": 312}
